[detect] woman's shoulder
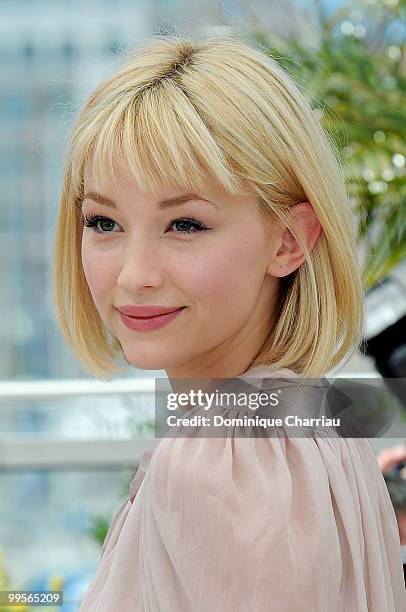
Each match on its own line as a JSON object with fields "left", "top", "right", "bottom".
{"left": 144, "top": 432, "right": 405, "bottom": 610}
{"left": 146, "top": 427, "right": 383, "bottom": 513}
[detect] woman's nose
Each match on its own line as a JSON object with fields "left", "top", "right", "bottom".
{"left": 116, "top": 236, "right": 164, "bottom": 291}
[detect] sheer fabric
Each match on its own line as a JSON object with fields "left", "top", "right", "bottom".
{"left": 79, "top": 365, "right": 406, "bottom": 611}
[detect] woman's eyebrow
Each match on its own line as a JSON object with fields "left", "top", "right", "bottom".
{"left": 82, "top": 191, "right": 219, "bottom": 209}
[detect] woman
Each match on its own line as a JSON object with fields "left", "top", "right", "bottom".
{"left": 52, "top": 34, "right": 406, "bottom": 610}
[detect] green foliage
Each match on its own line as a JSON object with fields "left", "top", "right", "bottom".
{"left": 248, "top": 0, "right": 406, "bottom": 288}
{"left": 88, "top": 516, "right": 111, "bottom": 547}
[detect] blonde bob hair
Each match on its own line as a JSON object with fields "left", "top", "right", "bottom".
{"left": 52, "top": 34, "right": 365, "bottom": 380}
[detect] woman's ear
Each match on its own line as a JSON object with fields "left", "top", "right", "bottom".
{"left": 267, "top": 202, "right": 322, "bottom": 277}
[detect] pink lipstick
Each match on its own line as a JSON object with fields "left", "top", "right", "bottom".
{"left": 116, "top": 304, "right": 186, "bottom": 331}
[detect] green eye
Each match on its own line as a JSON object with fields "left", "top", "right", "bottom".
{"left": 83, "top": 214, "right": 121, "bottom": 233}
{"left": 169, "top": 217, "right": 208, "bottom": 234}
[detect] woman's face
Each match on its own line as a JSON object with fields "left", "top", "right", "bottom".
{"left": 81, "top": 164, "right": 286, "bottom": 378}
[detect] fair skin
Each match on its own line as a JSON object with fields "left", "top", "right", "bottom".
{"left": 378, "top": 445, "right": 406, "bottom": 544}
{"left": 396, "top": 509, "right": 406, "bottom": 545}
{"left": 81, "top": 163, "right": 322, "bottom": 393}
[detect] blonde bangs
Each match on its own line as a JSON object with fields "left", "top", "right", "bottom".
{"left": 69, "top": 77, "right": 245, "bottom": 203}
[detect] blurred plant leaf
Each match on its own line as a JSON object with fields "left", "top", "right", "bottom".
{"left": 247, "top": 0, "right": 406, "bottom": 289}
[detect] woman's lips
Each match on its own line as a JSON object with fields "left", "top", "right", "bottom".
{"left": 117, "top": 304, "right": 184, "bottom": 317}
{"left": 118, "top": 307, "right": 186, "bottom": 331}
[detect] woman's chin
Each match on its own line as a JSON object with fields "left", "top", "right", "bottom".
{"left": 122, "top": 349, "right": 179, "bottom": 372}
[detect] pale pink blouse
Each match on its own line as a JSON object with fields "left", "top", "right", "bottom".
{"left": 79, "top": 364, "right": 406, "bottom": 611}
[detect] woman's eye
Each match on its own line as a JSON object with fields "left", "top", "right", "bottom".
{"left": 83, "top": 214, "right": 210, "bottom": 235}
{"left": 83, "top": 214, "right": 122, "bottom": 233}
{"left": 168, "top": 217, "right": 209, "bottom": 234}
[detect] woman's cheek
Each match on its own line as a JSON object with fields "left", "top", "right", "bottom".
{"left": 201, "top": 240, "right": 262, "bottom": 321}
{"left": 81, "top": 242, "right": 115, "bottom": 302}
{"left": 81, "top": 242, "right": 97, "bottom": 292}
{"left": 186, "top": 247, "right": 246, "bottom": 309}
